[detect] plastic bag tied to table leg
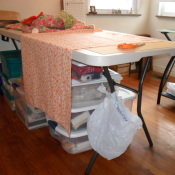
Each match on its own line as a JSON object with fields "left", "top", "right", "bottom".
{"left": 87, "top": 85, "right": 142, "bottom": 160}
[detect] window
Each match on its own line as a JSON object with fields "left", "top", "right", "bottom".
{"left": 89, "top": 0, "right": 139, "bottom": 14}
{"left": 158, "top": 0, "right": 175, "bottom": 16}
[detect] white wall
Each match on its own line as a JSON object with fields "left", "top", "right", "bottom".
{"left": 0, "top": 0, "right": 61, "bottom": 51}
{"left": 86, "top": 0, "right": 150, "bottom": 34}
{"left": 1, "top": 0, "right": 61, "bottom": 19}
{"left": 85, "top": 0, "right": 175, "bottom": 76}
{"left": 148, "top": 0, "right": 175, "bottom": 76}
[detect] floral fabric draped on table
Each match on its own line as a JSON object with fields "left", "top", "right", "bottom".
{"left": 21, "top": 30, "right": 161, "bottom": 134}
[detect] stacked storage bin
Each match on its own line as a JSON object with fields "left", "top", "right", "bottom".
{"left": 48, "top": 66, "right": 137, "bottom": 154}
{"left": 0, "top": 63, "right": 3, "bottom": 95}
{"left": 0, "top": 50, "right": 22, "bottom": 110}
{"left": 0, "top": 50, "right": 48, "bottom": 129}
{"left": 49, "top": 87, "right": 136, "bottom": 154}
{"left": 13, "top": 82, "right": 48, "bottom": 130}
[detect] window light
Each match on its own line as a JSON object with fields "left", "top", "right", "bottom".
{"left": 89, "top": 0, "right": 139, "bottom": 14}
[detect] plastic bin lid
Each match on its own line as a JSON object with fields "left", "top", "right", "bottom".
{"left": 71, "top": 101, "right": 100, "bottom": 113}
{"left": 1, "top": 73, "right": 22, "bottom": 86}
{"left": 72, "top": 69, "right": 122, "bottom": 87}
{"left": 55, "top": 123, "right": 88, "bottom": 138}
{"left": 16, "top": 86, "right": 25, "bottom": 97}
{"left": 117, "top": 87, "right": 136, "bottom": 102}
{"left": 1, "top": 85, "right": 14, "bottom": 100}
{"left": 72, "top": 61, "right": 87, "bottom": 67}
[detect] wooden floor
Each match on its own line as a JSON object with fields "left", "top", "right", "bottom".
{"left": 0, "top": 71, "right": 174, "bottom": 175}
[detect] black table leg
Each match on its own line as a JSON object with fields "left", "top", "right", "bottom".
{"left": 1, "top": 35, "right": 19, "bottom": 50}
{"left": 85, "top": 67, "right": 116, "bottom": 175}
{"left": 85, "top": 152, "right": 99, "bottom": 175}
{"left": 11, "top": 39, "right": 19, "bottom": 50}
{"left": 137, "top": 57, "right": 153, "bottom": 147}
{"left": 85, "top": 61, "right": 153, "bottom": 174}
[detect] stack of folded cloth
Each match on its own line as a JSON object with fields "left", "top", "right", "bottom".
{"left": 72, "top": 61, "right": 103, "bottom": 82}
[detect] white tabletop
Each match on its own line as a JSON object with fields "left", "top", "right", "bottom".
{"left": 0, "top": 28, "right": 25, "bottom": 41}
{"left": 1, "top": 28, "right": 175, "bottom": 66}
{"left": 72, "top": 43, "right": 175, "bottom": 66}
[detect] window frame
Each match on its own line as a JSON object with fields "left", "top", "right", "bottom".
{"left": 158, "top": 1, "right": 175, "bottom": 17}
{"left": 88, "top": 0, "right": 140, "bottom": 15}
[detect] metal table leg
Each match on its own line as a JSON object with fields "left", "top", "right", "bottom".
{"left": 11, "top": 39, "right": 19, "bottom": 50}
{"left": 1, "top": 35, "right": 19, "bottom": 50}
{"left": 85, "top": 67, "right": 116, "bottom": 175}
{"left": 85, "top": 59, "right": 153, "bottom": 174}
{"left": 137, "top": 57, "right": 153, "bottom": 147}
{"left": 114, "top": 57, "right": 153, "bottom": 147}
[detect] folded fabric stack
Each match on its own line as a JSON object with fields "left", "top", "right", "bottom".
{"left": 5, "top": 11, "right": 95, "bottom": 33}
{"left": 72, "top": 61, "right": 103, "bottom": 82}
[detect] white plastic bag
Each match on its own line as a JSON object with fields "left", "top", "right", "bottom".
{"left": 87, "top": 85, "right": 142, "bottom": 160}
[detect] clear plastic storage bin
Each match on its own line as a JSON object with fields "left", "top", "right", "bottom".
{"left": 48, "top": 87, "right": 136, "bottom": 154}
{"left": 117, "top": 87, "right": 136, "bottom": 111}
{"left": 55, "top": 123, "right": 91, "bottom": 154}
{"left": 1, "top": 73, "right": 21, "bottom": 96}
{"left": 71, "top": 69, "right": 122, "bottom": 109}
{"left": 48, "top": 105, "right": 96, "bottom": 154}
{"left": 13, "top": 84, "right": 48, "bottom": 130}
{"left": 1, "top": 85, "right": 15, "bottom": 111}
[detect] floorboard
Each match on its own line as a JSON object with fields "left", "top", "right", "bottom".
{"left": 0, "top": 71, "right": 174, "bottom": 175}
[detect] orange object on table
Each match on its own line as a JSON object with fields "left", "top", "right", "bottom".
{"left": 21, "top": 12, "right": 43, "bottom": 25}
{"left": 118, "top": 43, "right": 145, "bottom": 49}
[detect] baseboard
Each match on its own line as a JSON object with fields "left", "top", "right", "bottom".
{"left": 153, "top": 65, "right": 175, "bottom": 76}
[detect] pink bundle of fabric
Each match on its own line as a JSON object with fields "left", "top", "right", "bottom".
{"left": 5, "top": 11, "right": 95, "bottom": 33}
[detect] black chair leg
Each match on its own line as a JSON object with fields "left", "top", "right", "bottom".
{"left": 157, "top": 56, "right": 175, "bottom": 104}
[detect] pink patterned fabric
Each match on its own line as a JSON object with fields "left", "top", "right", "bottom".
{"left": 5, "top": 11, "right": 94, "bottom": 33}
{"left": 5, "top": 20, "right": 95, "bottom": 33}
{"left": 31, "top": 14, "right": 64, "bottom": 29}
{"left": 21, "top": 30, "right": 159, "bottom": 134}
{"left": 22, "top": 29, "right": 114, "bottom": 134}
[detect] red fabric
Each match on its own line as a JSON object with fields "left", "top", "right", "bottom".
{"left": 21, "top": 12, "right": 43, "bottom": 25}
{"left": 72, "top": 64, "right": 103, "bottom": 76}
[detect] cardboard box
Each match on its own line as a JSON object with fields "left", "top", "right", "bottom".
{"left": 109, "top": 63, "right": 130, "bottom": 76}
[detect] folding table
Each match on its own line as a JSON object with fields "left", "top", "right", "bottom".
{"left": 1, "top": 28, "right": 175, "bottom": 174}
